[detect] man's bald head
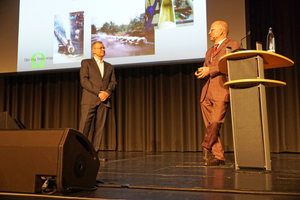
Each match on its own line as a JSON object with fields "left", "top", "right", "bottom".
{"left": 209, "top": 21, "right": 229, "bottom": 43}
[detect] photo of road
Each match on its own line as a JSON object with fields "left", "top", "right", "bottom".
{"left": 91, "top": 33, "right": 154, "bottom": 59}
{"left": 90, "top": 0, "right": 155, "bottom": 59}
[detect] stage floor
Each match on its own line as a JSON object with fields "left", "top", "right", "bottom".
{"left": 1, "top": 152, "right": 300, "bottom": 200}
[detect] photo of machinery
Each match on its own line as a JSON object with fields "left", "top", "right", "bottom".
{"left": 146, "top": 0, "right": 194, "bottom": 29}
{"left": 53, "top": 11, "right": 84, "bottom": 63}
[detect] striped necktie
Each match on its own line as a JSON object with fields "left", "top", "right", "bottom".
{"left": 213, "top": 43, "right": 219, "bottom": 56}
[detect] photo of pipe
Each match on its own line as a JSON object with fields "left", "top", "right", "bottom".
{"left": 158, "top": 0, "right": 176, "bottom": 29}
{"left": 54, "top": 29, "right": 75, "bottom": 54}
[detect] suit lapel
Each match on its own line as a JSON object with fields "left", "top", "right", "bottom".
{"left": 103, "top": 62, "right": 108, "bottom": 79}
{"left": 213, "top": 38, "right": 229, "bottom": 58}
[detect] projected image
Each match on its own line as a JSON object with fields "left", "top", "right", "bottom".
{"left": 89, "top": 0, "right": 194, "bottom": 59}
{"left": 91, "top": 10, "right": 154, "bottom": 58}
{"left": 53, "top": 11, "right": 84, "bottom": 63}
{"left": 146, "top": 0, "right": 194, "bottom": 29}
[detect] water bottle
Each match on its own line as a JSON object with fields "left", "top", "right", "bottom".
{"left": 266, "top": 27, "right": 275, "bottom": 52}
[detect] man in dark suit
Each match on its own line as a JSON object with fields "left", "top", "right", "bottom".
{"left": 79, "top": 41, "right": 117, "bottom": 157}
{"left": 195, "top": 21, "right": 239, "bottom": 166}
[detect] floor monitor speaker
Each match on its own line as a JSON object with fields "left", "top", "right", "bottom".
{"left": 0, "top": 112, "right": 20, "bottom": 129}
{"left": 0, "top": 128, "right": 100, "bottom": 193}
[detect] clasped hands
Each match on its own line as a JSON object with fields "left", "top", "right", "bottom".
{"left": 98, "top": 91, "right": 109, "bottom": 102}
{"left": 195, "top": 67, "right": 209, "bottom": 79}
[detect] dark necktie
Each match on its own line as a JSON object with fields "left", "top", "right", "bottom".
{"left": 213, "top": 43, "right": 219, "bottom": 56}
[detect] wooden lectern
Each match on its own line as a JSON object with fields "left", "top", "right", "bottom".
{"left": 219, "top": 43, "right": 294, "bottom": 170}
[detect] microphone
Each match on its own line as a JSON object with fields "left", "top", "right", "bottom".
{"left": 240, "top": 31, "right": 251, "bottom": 49}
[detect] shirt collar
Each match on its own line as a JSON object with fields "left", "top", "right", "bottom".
{"left": 215, "top": 38, "right": 227, "bottom": 47}
{"left": 94, "top": 56, "right": 103, "bottom": 63}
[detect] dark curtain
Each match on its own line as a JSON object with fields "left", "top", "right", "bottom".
{"left": 0, "top": 0, "right": 299, "bottom": 152}
{"left": 245, "top": 0, "right": 300, "bottom": 152}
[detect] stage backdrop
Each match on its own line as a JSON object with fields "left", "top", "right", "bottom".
{"left": 1, "top": 0, "right": 300, "bottom": 153}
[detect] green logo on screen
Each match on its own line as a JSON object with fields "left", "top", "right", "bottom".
{"left": 31, "top": 53, "right": 45, "bottom": 68}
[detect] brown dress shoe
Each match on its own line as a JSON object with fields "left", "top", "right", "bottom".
{"left": 206, "top": 157, "right": 225, "bottom": 166}
{"left": 203, "top": 149, "right": 213, "bottom": 165}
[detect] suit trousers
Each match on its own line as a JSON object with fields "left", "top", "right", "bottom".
{"left": 201, "top": 90, "right": 228, "bottom": 161}
{"left": 79, "top": 103, "right": 108, "bottom": 151}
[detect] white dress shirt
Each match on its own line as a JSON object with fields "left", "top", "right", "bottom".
{"left": 94, "top": 56, "right": 104, "bottom": 78}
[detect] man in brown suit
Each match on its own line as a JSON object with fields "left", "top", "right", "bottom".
{"left": 195, "top": 21, "right": 239, "bottom": 165}
{"left": 79, "top": 41, "right": 117, "bottom": 156}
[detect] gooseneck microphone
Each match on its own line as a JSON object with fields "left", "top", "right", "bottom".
{"left": 240, "top": 31, "right": 251, "bottom": 49}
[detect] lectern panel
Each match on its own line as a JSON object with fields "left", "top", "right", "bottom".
{"left": 228, "top": 57, "right": 258, "bottom": 81}
{"left": 228, "top": 57, "right": 267, "bottom": 169}
{"left": 230, "top": 87, "right": 265, "bottom": 168}
{"left": 221, "top": 49, "right": 292, "bottom": 170}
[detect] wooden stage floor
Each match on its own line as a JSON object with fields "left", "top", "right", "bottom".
{"left": 1, "top": 152, "right": 300, "bottom": 200}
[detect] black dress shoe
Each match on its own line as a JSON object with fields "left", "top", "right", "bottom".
{"left": 96, "top": 151, "right": 107, "bottom": 162}
{"left": 98, "top": 157, "right": 107, "bottom": 162}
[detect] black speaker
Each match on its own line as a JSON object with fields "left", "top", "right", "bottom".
{"left": 0, "top": 111, "right": 21, "bottom": 129}
{"left": 0, "top": 128, "right": 100, "bottom": 193}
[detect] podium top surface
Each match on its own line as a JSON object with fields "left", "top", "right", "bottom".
{"left": 219, "top": 50, "right": 294, "bottom": 74}
{"left": 224, "top": 79, "right": 286, "bottom": 87}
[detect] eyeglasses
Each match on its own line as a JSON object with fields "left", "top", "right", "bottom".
{"left": 93, "top": 47, "right": 105, "bottom": 50}
{"left": 209, "top": 28, "right": 220, "bottom": 33}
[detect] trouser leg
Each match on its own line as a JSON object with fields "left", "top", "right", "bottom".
{"left": 92, "top": 103, "right": 109, "bottom": 151}
{"left": 201, "top": 96, "right": 228, "bottom": 161}
{"left": 79, "top": 104, "right": 97, "bottom": 138}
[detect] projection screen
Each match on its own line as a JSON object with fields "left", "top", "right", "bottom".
{"left": 0, "top": 0, "right": 246, "bottom": 74}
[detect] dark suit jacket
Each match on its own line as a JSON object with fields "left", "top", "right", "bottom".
{"left": 200, "top": 38, "right": 239, "bottom": 103}
{"left": 80, "top": 58, "right": 117, "bottom": 108}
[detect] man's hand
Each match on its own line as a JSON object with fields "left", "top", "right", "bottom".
{"left": 195, "top": 67, "right": 210, "bottom": 79}
{"left": 98, "top": 91, "right": 109, "bottom": 102}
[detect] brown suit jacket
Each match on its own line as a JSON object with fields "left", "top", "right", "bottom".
{"left": 200, "top": 38, "right": 239, "bottom": 103}
{"left": 80, "top": 58, "right": 117, "bottom": 108}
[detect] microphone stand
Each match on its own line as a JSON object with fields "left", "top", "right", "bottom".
{"left": 232, "top": 31, "right": 251, "bottom": 52}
